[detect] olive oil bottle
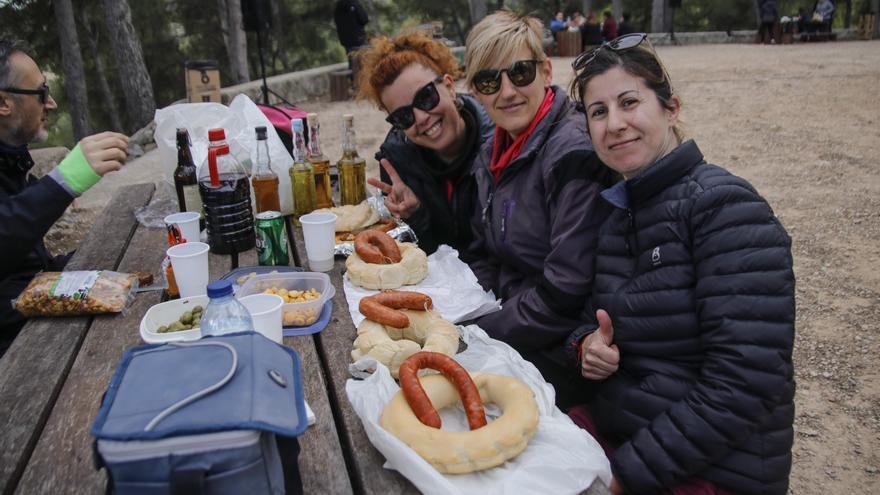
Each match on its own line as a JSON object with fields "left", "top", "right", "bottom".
{"left": 307, "top": 113, "right": 334, "bottom": 209}
{"left": 289, "top": 119, "right": 316, "bottom": 222}
{"left": 336, "top": 114, "right": 366, "bottom": 206}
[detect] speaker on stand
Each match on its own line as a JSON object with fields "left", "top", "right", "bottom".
{"left": 241, "top": 0, "right": 292, "bottom": 106}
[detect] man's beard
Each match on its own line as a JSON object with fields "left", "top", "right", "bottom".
{"left": 7, "top": 114, "right": 49, "bottom": 145}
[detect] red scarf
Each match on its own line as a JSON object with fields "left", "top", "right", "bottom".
{"left": 489, "top": 88, "right": 556, "bottom": 183}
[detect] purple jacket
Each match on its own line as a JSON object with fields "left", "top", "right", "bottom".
{"left": 468, "top": 86, "right": 613, "bottom": 354}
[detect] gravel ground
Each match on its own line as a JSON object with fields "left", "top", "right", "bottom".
{"left": 45, "top": 40, "right": 880, "bottom": 494}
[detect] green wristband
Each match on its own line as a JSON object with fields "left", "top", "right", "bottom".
{"left": 57, "top": 144, "right": 101, "bottom": 194}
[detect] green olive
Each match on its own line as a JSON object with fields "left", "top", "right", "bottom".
{"left": 157, "top": 325, "right": 168, "bottom": 334}
{"left": 191, "top": 305, "right": 203, "bottom": 313}
{"left": 180, "top": 311, "right": 193, "bottom": 324}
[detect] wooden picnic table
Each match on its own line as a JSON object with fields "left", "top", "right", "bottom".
{"left": 0, "top": 182, "right": 610, "bottom": 495}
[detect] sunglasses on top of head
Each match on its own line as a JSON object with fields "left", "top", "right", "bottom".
{"left": 1, "top": 82, "right": 51, "bottom": 104}
{"left": 571, "top": 33, "right": 648, "bottom": 71}
{"left": 472, "top": 59, "right": 541, "bottom": 95}
{"left": 386, "top": 77, "right": 445, "bottom": 130}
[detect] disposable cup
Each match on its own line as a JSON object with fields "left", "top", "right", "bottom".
{"left": 164, "top": 212, "right": 201, "bottom": 244}
{"left": 299, "top": 212, "right": 337, "bottom": 273}
{"left": 166, "top": 242, "right": 210, "bottom": 297}
{"left": 239, "top": 293, "right": 284, "bottom": 343}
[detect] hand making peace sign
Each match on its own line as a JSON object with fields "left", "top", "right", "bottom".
{"left": 367, "top": 158, "right": 421, "bottom": 220}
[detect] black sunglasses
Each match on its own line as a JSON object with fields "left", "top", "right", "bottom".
{"left": 1, "top": 82, "right": 51, "bottom": 104}
{"left": 472, "top": 59, "right": 541, "bottom": 95}
{"left": 385, "top": 77, "right": 444, "bottom": 130}
{"left": 572, "top": 33, "right": 649, "bottom": 71}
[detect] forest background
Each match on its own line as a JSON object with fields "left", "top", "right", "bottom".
{"left": 0, "top": 0, "right": 875, "bottom": 149}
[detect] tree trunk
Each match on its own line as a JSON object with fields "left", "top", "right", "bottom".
{"left": 844, "top": 0, "right": 852, "bottom": 28}
{"left": 874, "top": 0, "right": 880, "bottom": 36}
{"left": 54, "top": 0, "right": 91, "bottom": 140}
{"left": 78, "top": 9, "right": 124, "bottom": 133}
{"left": 269, "top": 0, "right": 290, "bottom": 71}
{"left": 612, "top": 0, "right": 623, "bottom": 20}
{"left": 651, "top": 0, "right": 665, "bottom": 32}
{"left": 469, "top": 0, "right": 487, "bottom": 24}
{"left": 663, "top": 0, "right": 674, "bottom": 32}
{"left": 581, "top": 0, "right": 593, "bottom": 15}
{"left": 102, "top": 0, "right": 155, "bottom": 132}
{"left": 227, "top": 0, "right": 250, "bottom": 83}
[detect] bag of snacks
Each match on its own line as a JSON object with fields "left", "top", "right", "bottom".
{"left": 13, "top": 271, "right": 138, "bottom": 317}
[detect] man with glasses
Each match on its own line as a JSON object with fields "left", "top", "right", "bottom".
{"left": 0, "top": 39, "right": 130, "bottom": 355}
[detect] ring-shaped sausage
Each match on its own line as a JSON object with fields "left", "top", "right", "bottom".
{"left": 346, "top": 241, "right": 427, "bottom": 290}
{"left": 354, "top": 230, "right": 402, "bottom": 264}
{"left": 351, "top": 310, "right": 458, "bottom": 378}
{"left": 398, "top": 352, "right": 487, "bottom": 430}
{"left": 381, "top": 371, "right": 540, "bottom": 474}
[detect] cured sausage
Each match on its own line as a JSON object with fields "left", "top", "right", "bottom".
{"left": 359, "top": 290, "right": 433, "bottom": 328}
{"left": 398, "top": 351, "right": 487, "bottom": 431}
{"left": 354, "top": 230, "right": 402, "bottom": 264}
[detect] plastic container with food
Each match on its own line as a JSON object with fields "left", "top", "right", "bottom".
{"left": 139, "top": 295, "right": 209, "bottom": 343}
{"left": 237, "top": 272, "right": 334, "bottom": 327}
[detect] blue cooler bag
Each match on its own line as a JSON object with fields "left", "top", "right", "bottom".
{"left": 91, "top": 332, "right": 307, "bottom": 495}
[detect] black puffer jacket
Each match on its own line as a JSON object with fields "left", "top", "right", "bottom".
{"left": 1, "top": 145, "right": 75, "bottom": 334}
{"left": 568, "top": 140, "right": 795, "bottom": 495}
{"left": 376, "top": 94, "right": 494, "bottom": 259}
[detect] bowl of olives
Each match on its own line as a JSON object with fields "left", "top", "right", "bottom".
{"left": 139, "top": 295, "right": 209, "bottom": 343}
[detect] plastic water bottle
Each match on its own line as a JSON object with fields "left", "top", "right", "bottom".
{"left": 199, "top": 280, "right": 254, "bottom": 337}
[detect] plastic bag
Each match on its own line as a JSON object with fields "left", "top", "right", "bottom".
{"left": 13, "top": 271, "right": 138, "bottom": 317}
{"left": 346, "top": 325, "right": 611, "bottom": 495}
{"left": 153, "top": 94, "right": 294, "bottom": 215}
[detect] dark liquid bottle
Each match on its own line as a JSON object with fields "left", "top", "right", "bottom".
{"left": 173, "top": 128, "right": 203, "bottom": 228}
{"left": 198, "top": 128, "right": 256, "bottom": 254}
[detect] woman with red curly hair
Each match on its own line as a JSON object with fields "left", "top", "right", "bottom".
{"left": 357, "top": 32, "right": 494, "bottom": 257}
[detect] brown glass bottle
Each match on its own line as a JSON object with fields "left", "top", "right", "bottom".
{"left": 173, "top": 128, "right": 202, "bottom": 218}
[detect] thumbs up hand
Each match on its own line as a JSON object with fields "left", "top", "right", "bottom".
{"left": 580, "top": 309, "right": 620, "bottom": 380}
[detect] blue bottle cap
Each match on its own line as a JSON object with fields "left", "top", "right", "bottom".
{"left": 206, "top": 279, "right": 234, "bottom": 298}
{"left": 291, "top": 119, "right": 304, "bottom": 133}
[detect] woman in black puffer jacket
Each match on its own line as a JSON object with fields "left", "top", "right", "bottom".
{"left": 566, "top": 34, "right": 795, "bottom": 495}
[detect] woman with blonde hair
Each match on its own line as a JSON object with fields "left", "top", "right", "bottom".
{"left": 464, "top": 10, "right": 613, "bottom": 405}
{"left": 357, "top": 32, "right": 494, "bottom": 256}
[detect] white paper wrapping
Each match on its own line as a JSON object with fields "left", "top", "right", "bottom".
{"left": 343, "top": 245, "right": 501, "bottom": 326}
{"left": 345, "top": 325, "right": 612, "bottom": 495}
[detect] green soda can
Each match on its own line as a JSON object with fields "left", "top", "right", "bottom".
{"left": 255, "top": 211, "right": 290, "bottom": 266}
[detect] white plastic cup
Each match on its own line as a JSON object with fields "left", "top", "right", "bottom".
{"left": 166, "top": 242, "right": 210, "bottom": 297}
{"left": 299, "top": 212, "right": 337, "bottom": 272}
{"left": 164, "top": 212, "right": 201, "bottom": 244}
{"left": 239, "top": 293, "right": 284, "bottom": 343}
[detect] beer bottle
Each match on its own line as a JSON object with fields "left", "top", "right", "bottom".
{"left": 173, "top": 129, "right": 202, "bottom": 219}
{"left": 289, "top": 119, "right": 316, "bottom": 221}
{"left": 337, "top": 114, "right": 366, "bottom": 205}
{"left": 307, "top": 113, "right": 334, "bottom": 209}
{"left": 251, "top": 126, "right": 281, "bottom": 213}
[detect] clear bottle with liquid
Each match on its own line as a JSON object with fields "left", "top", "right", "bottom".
{"left": 307, "top": 113, "right": 334, "bottom": 209}
{"left": 289, "top": 119, "right": 316, "bottom": 221}
{"left": 337, "top": 114, "right": 366, "bottom": 206}
{"left": 200, "top": 280, "right": 254, "bottom": 337}
{"left": 251, "top": 126, "right": 281, "bottom": 213}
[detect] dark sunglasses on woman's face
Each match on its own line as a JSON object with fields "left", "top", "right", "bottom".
{"left": 1, "top": 82, "right": 51, "bottom": 104}
{"left": 472, "top": 59, "right": 541, "bottom": 95}
{"left": 572, "top": 33, "right": 648, "bottom": 71}
{"left": 386, "top": 77, "right": 444, "bottom": 130}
